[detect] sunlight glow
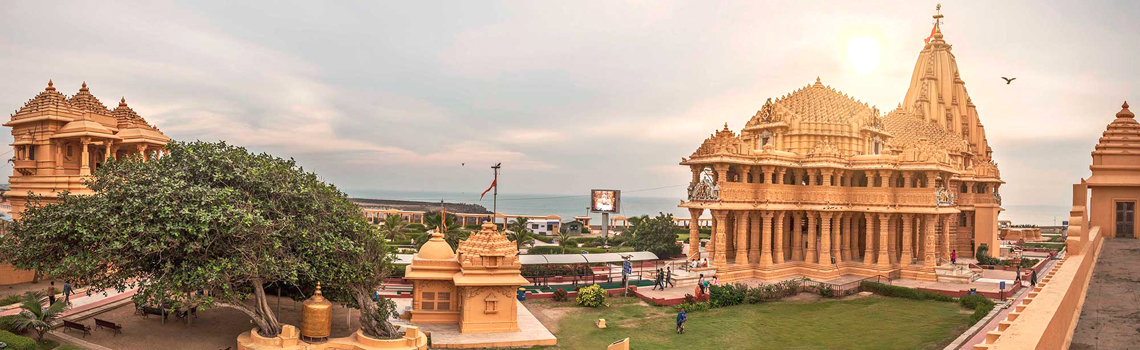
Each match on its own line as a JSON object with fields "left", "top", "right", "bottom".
{"left": 846, "top": 36, "right": 881, "bottom": 76}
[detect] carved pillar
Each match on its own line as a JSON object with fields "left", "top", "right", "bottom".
{"left": 774, "top": 211, "right": 785, "bottom": 264}
{"left": 806, "top": 170, "right": 817, "bottom": 186}
{"left": 754, "top": 211, "right": 769, "bottom": 266}
{"left": 821, "top": 169, "right": 834, "bottom": 186}
{"left": 709, "top": 215, "right": 718, "bottom": 260}
{"left": 762, "top": 166, "right": 775, "bottom": 184}
{"left": 941, "top": 214, "right": 952, "bottom": 261}
{"left": 878, "top": 170, "right": 893, "bottom": 188}
{"left": 924, "top": 171, "right": 936, "bottom": 188}
{"left": 924, "top": 214, "right": 937, "bottom": 267}
{"left": 79, "top": 137, "right": 91, "bottom": 176}
{"left": 819, "top": 212, "right": 832, "bottom": 265}
{"left": 806, "top": 212, "right": 817, "bottom": 264}
{"left": 902, "top": 171, "right": 913, "bottom": 188}
{"left": 688, "top": 208, "right": 704, "bottom": 260}
{"left": 850, "top": 214, "right": 860, "bottom": 261}
{"left": 831, "top": 214, "right": 842, "bottom": 263}
{"left": 884, "top": 214, "right": 893, "bottom": 265}
{"left": 901, "top": 214, "right": 914, "bottom": 265}
{"left": 792, "top": 212, "right": 804, "bottom": 261}
{"left": 713, "top": 210, "right": 728, "bottom": 267}
{"left": 776, "top": 168, "right": 787, "bottom": 185}
{"left": 749, "top": 211, "right": 761, "bottom": 264}
{"left": 735, "top": 211, "right": 748, "bottom": 265}
{"left": 863, "top": 212, "right": 874, "bottom": 264}
{"left": 841, "top": 214, "right": 851, "bottom": 261}
{"left": 54, "top": 140, "right": 64, "bottom": 172}
{"left": 877, "top": 213, "right": 891, "bottom": 267}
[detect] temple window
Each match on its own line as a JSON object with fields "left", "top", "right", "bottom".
{"left": 960, "top": 183, "right": 968, "bottom": 193}
{"left": 66, "top": 145, "right": 74, "bottom": 158}
{"left": 27, "top": 145, "right": 34, "bottom": 160}
{"left": 960, "top": 213, "right": 968, "bottom": 227}
{"left": 421, "top": 292, "right": 436, "bottom": 310}
{"left": 872, "top": 140, "right": 882, "bottom": 155}
{"left": 485, "top": 256, "right": 500, "bottom": 268}
{"left": 484, "top": 294, "right": 499, "bottom": 314}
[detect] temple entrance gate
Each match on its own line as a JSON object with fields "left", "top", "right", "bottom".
{"left": 1115, "top": 201, "right": 1135, "bottom": 238}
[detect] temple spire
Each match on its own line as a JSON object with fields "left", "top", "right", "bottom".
{"left": 1117, "top": 101, "right": 1134, "bottom": 120}
{"left": 46, "top": 79, "right": 55, "bottom": 92}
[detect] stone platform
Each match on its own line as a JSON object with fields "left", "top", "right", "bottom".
{"left": 391, "top": 299, "right": 556, "bottom": 349}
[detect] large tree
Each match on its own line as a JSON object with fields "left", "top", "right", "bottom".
{"left": 628, "top": 213, "right": 683, "bottom": 258}
{"left": 0, "top": 141, "right": 398, "bottom": 338}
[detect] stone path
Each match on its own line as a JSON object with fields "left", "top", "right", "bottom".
{"left": 957, "top": 258, "right": 1059, "bottom": 350}
{"left": 0, "top": 288, "right": 137, "bottom": 318}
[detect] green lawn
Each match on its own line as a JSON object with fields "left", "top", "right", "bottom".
{"left": 676, "top": 233, "right": 709, "bottom": 242}
{"left": 538, "top": 295, "right": 971, "bottom": 349}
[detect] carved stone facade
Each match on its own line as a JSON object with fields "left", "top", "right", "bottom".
{"left": 679, "top": 13, "right": 1003, "bottom": 281}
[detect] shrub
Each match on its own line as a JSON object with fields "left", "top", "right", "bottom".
{"left": 672, "top": 301, "right": 711, "bottom": 313}
{"left": 552, "top": 288, "right": 568, "bottom": 302}
{"left": 683, "top": 294, "right": 696, "bottom": 304}
{"left": 817, "top": 285, "right": 835, "bottom": 298}
{"left": 406, "top": 223, "right": 427, "bottom": 231}
{"left": 860, "top": 281, "right": 955, "bottom": 302}
{"left": 533, "top": 235, "right": 554, "bottom": 244}
{"left": 0, "top": 315, "right": 20, "bottom": 334}
{"left": 959, "top": 294, "right": 997, "bottom": 323}
{"left": 975, "top": 243, "right": 1000, "bottom": 265}
{"left": 0, "top": 330, "right": 35, "bottom": 350}
{"left": 576, "top": 284, "right": 607, "bottom": 308}
{"left": 745, "top": 286, "right": 764, "bottom": 304}
{"left": 708, "top": 283, "right": 747, "bottom": 308}
{"left": 0, "top": 294, "right": 18, "bottom": 307}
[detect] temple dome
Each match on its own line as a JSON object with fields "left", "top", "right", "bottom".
{"left": 416, "top": 232, "right": 455, "bottom": 260}
{"left": 52, "top": 118, "right": 120, "bottom": 140}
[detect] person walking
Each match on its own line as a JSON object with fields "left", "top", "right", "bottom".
{"left": 950, "top": 250, "right": 957, "bottom": 265}
{"left": 1030, "top": 269, "right": 1038, "bottom": 287}
{"left": 47, "top": 282, "right": 57, "bottom": 306}
{"left": 1015, "top": 264, "right": 1023, "bottom": 286}
{"left": 666, "top": 266, "right": 675, "bottom": 288}
{"left": 676, "top": 308, "right": 687, "bottom": 334}
{"left": 62, "top": 281, "right": 73, "bottom": 305}
{"left": 653, "top": 268, "right": 665, "bottom": 291}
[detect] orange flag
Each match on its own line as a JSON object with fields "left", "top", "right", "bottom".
{"left": 480, "top": 177, "right": 497, "bottom": 200}
{"left": 924, "top": 24, "right": 937, "bottom": 44}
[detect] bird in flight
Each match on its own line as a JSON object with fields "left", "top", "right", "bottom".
{"left": 1001, "top": 77, "right": 1016, "bottom": 85}
{"left": 461, "top": 163, "right": 465, "bottom": 166}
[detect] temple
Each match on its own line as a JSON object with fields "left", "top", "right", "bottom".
{"left": 403, "top": 223, "right": 530, "bottom": 333}
{"left": 1084, "top": 102, "right": 1139, "bottom": 238}
{"left": 0, "top": 80, "right": 170, "bottom": 285}
{"left": 680, "top": 12, "right": 1003, "bottom": 282}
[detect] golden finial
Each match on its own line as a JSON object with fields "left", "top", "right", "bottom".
{"left": 46, "top": 79, "right": 55, "bottom": 91}
{"left": 79, "top": 81, "right": 89, "bottom": 92}
{"left": 1117, "top": 101, "right": 1134, "bottom": 119}
{"left": 119, "top": 97, "right": 128, "bottom": 107}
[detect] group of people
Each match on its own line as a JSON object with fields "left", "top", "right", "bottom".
{"left": 651, "top": 267, "right": 675, "bottom": 290}
{"left": 688, "top": 258, "right": 709, "bottom": 269}
{"left": 45, "top": 281, "right": 74, "bottom": 306}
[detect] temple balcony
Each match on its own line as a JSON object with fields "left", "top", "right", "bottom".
{"left": 714, "top": 182, "right": 939, "bottom": 208}
{"left": 12, "top": 159, "right": 37, "bottom": 176}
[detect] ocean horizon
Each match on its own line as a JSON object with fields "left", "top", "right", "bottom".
{"left": 345, "top": 189, "right": 1071, "bottom": 226}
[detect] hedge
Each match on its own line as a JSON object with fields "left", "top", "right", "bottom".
{"left": 959, "top": 294, "right": 996, "bottom": 323}
{"left": 0, "top": 315, "right": 19, "bottom": 334}
{"left": 859, "top": 281, "right": 955, "bottom": 302}
{"left": 0, "top": 330, "right": 36, "bottom": 350}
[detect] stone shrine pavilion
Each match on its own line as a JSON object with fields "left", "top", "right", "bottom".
{"left": 680, "top": 13, "right": 1003, "bottom": 282}
{"left": 404, "top": 223, "right": 530, "bottom": 333}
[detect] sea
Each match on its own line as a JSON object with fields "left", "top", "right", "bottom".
{"left": 345, "top": 189, "right": 1071, "bottom": 227}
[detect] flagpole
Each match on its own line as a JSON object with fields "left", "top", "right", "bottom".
{"left": 492, "top": 163, "right": 501, "bottom": 228}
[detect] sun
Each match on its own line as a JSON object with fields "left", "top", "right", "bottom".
{"left": 846, "top": 36, "right": 881, "bottom": 76}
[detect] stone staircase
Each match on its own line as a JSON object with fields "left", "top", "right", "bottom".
{"left": 935, "top": 263, "right": 983, "bottom": 283}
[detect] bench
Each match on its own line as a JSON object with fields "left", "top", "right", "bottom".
{"left": 61, "top": 320, "right": 91, "bottom": 337}
{"left": 94, "top": 318, "right": 122, "bottom": 336}
{"left": 138, "top": 305, "right": 169, "bottom": 324}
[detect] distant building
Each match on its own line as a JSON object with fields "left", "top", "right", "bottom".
{"left": 524, "top": 219, "right": 559, "bottom": 236}
{"left": 1, "top": 81, "right": 170, "bottom": 285}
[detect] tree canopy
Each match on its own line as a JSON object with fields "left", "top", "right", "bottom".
{"left": 0, "top": 141, "right": 397, "bottom": 338}
{"left": 627, "top": 213, "right": 682, "bottom": 258}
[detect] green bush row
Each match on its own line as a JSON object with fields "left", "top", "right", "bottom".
{"left": 0, "top": 315, "right": 20, "bottom": 334}
{"left": 0, "top": 330, "right": 36, "bottom": 350}
{"left": 859, "top": 281, "right": 956, "bottom": 302}
{"left": 675, "top": 279, "right": 807, "bottom": 312}
{"left": 0, "top": 294, "right": 19, "bottom": 307}
{"left": 959, "top": 294, "right": 996, "bottom": 323}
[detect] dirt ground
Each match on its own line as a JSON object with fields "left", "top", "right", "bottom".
{"left": 1071, "top": 238, "right": 1140, "bottom": 350}
{"left": 76, "top": 295, "right": 365, "bottom": 350}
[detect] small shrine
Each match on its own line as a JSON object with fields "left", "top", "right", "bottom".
{"left": 404, "top": 222, "right": 530, "bottom": 333}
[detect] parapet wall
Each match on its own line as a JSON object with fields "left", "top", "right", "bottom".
{"left": 975, "top": 225, "right": 1105, "bottom": 349}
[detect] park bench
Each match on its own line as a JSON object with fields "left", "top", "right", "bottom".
{"left": 94, "top": 318, "right": 123, "bottom": 336}
{"left": 137, "top": 305, "right": 170, "bottom": 323}
{"left": 61, "top": 320, "right": 91, "bottom": 337}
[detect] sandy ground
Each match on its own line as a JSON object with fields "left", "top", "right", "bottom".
{"left": 77, "top": 295, "right": 365, "bottom": 350}
{"left": 1071, "top": 238, "right": 1140, "bottom": 350}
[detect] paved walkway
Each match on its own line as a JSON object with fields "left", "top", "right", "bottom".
{"left": 1071, "top": 238, "right": 1140, "bottom": 350}
{"left": 0, "top": 287, "right": 137, "bottom": 318}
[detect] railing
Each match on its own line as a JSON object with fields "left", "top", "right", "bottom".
{"left": 802, "top": 274, "right": 897, "bottom": 298}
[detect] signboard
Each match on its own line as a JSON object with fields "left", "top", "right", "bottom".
{"left": 622, "top": 261, "right": 632, "bottom": 275}
{"left": 590, "top": 189, "right": 621, "bottom": 213}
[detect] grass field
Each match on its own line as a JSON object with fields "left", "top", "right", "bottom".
{"left": 536, "top": 295, "right": 972, "bottom": 349}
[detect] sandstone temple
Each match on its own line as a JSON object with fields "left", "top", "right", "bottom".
{"left": 680, "top": 14, "right": 1003, "bottom": 282}
{"left": 0, "top": 80, "right": 170, "bottom": 285}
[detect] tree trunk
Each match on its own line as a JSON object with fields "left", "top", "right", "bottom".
{"left": 217, "top": 278, "right": 281, "bottom": 338}
{"left": 353, "top": 287, "right": 397, "bottom": 339}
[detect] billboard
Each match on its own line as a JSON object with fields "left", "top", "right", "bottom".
{"left": 590, "top": 189, "right": 621, "bottom": 213}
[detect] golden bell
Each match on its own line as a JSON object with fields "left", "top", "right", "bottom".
{"left": 301, "top": 283, "right": 333, "bottom": 340}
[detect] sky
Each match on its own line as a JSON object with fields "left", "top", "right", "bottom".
{"left": 0, "top": 1, "right": 1137, "bottom": 207}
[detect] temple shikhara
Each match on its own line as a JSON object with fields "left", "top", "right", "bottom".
{"left": 681, "top": 13, "right": 1003, "bottom": 281}
{"left": 0, "top": 80, "right": 170, "bottom": 285}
